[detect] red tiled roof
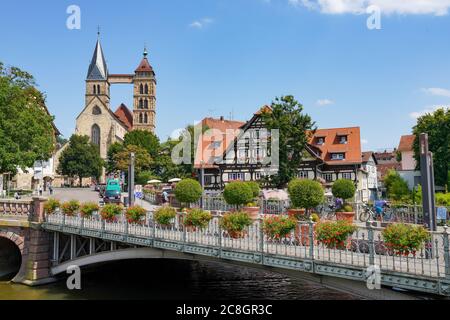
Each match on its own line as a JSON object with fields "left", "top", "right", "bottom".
{"left": 114, "top": 104, "right": 133, "bottom": 130}
{"left": 362, "top": 151, "right": 373, "bottom": 163}
{"left": 194, "top": 117, "right": 246, "bottom": 169}
{"left": 398, "top": 135, "right": 415, "bottom": 152}
{"left": 308, "top": 127, "right": 362, "bottom": 165}
{"left": 135, "top": 57, "right": 153, "bottom": 73}
{"left": 377, "top": 163, "right": 401, "bottom": 180}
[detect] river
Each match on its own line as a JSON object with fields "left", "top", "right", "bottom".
{"left": 0, "top": 260, "right": 360, "bottom": 300}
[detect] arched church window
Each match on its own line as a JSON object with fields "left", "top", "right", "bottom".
{"left": 93, "top": 85, "right": 97, "bottom": 95}
{"left": 91, "top": 124, "right": 101, "bottom": 146}
{"left": 140, "top": 84, "right": 143, "bottom": 94}
{"left": 144, "top": 113, "right": 148, "bottom": 123}
{"left": 144, "top": 99, "right": 148, "bottom": 109}
{"left": 145, "top": 84, "right": 149, "bottom": 94}
{"left": 139, "top": 113, "right": 143, "bottom": 123}
{"left": 139, "top": 99, "right": 143, "bottom": 109}
{"left": 97, "top": 85, "right": 101, "bottom": 94}
{"left": 92, "top": 106, "right": 102, "bottom": 115}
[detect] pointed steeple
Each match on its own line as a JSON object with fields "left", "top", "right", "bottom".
{"left": 87, "top": 35, "right": 108, "bottom": 80}
{"left": 135, "top": 46, "right": 154, "bottom": 73}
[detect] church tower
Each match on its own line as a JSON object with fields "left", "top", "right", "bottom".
{"left": 85, "top": 36, "right": 110, "bottom": 108}
{"left": 132, "top": 47, "right": 156, "bottom": 132}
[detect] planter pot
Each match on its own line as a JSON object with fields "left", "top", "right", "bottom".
{"left": 336, "top": 212, "right": 355, "bottom": 223}
{"left": 227, "top": 230, "right": 247, "bottom": 239}
{"left": 243, "top": 206, "right": 260, "bottom": 220}
{"left": 288, "top": 209, "right": 306, "bottom": 221}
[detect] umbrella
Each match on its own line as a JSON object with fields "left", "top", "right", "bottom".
{"left": 147, "top": 180, "right": 162, "bottom": 184}
{"left": 168, "top": 178, "right": 182, "bottom": 183}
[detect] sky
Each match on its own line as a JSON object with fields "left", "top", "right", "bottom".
{"left": 1, "top": 0, "right": 450, "bottom": 152}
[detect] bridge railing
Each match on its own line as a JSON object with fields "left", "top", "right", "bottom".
{"left": 45, "top": 210, "right": 450, "bottom": 282}
{"left": 0, "top": 199, "right": 35, "bottom": 220}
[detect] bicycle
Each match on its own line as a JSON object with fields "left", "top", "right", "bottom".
{"left": 359, "top": 203, "right": 393, "bottom": 222}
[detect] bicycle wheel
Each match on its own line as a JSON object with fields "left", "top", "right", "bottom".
{"left": 359, "top": 210, "right": 370, "bottom": 222}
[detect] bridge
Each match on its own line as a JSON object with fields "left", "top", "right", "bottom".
{"left": 1, "top": 197, "right": 450, "bottom": 299}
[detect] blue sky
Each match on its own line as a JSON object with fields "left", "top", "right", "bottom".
{"left": 1, "top": 0, "right": 450, "bottom": 151}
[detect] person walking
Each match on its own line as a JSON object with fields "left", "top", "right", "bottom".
{"left": 49, "top": 185, "right": 53, "bottom": 195}
{"left": 162, "top": 190, "right": 169, "bottom": 207}
{"left": 39, "top": 186, "right": 43, "bottom": 196}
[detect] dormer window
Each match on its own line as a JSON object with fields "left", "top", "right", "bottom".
{"left": 338, "top": 135, "right": 348, "bottom": 144}
{"left": 331, "top": 153, "right": 345, "bottom": 160}
{"left": 316, "top": 137, "right": 325, "bottom": 145}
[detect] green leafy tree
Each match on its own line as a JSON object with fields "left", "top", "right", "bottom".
{"left": 0, "top": 62, "right": 55, "bottom": 174}
{"left": 384, "top": 170, "right": 411, "bottom": 201}
{"left": 124, "top": 130, "right": 160, "bottom": 158}
{"left": 288, "top": 179, "right": 324, "bottom": 214}
{"left": 136, "top": 170, "right": 159, "bottom": 186}
{"left": 261, "top": 95, "right": 316, "bottom": 188}
{"left": 113, "top": 144, "right": 152, "bottom": 174}
{"left": 57, "top": 135, "right": 104, "bottom": 187}
{"left": 413, "top": 108, "right": 450, "bottom": 187}
{"left": 106, "top": 142, "right": 124, "bottom": 173}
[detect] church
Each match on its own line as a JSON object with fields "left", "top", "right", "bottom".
{"left": 75, "top": 36, "right": 157, "bottom": 182}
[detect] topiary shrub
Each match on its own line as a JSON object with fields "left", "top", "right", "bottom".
{"left": 174, "top": 179, "right": 203, "bottom": 207}
{"left": 80, "top": 202, "right": 99, "bottom": 218}
{"left": 154, "top": 207, "right": 177, "bottom": 226}
{"left": 287, "top": 179, "right": 324, "bottom": 213}
{"left": 61, "top": 200, "right": 80, "bottom": 216}
{"left": 223, "top": 181, "right": 253, "bottom": 207}
{"left": 332, "top": 179, "right": 356, "bottom": 212}
{"left": 244, "top": 181, "right": 261, "bottom": 207}
{"left": 44, "top": 198, "right": 60, "bottom": 215}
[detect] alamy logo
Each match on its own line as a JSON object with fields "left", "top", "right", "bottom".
{"left": 66, "top": 5, "right": 81, "bottom": 30}
{"left": 366, "top": 5, "right": 381, "bottom": 30}
{"left": 66, "top": 265, "right": 81, "bottom": 290}
{"left": 366, "top": 265, "right": 381, "bottom": 290}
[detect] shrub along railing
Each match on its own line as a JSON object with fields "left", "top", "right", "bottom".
{"left": 45, "top": 210, "right": 450, "bottom": 282}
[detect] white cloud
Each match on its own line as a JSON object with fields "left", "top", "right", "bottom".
{"left": 289, "top": 0, "right": 450, "bottom": 16}
{"left": 189, "top": 18, "right": 214, "bottom": 29}
{"left": 422, "top": 87, "right": 450, "bottom": 98}
{"left": 361, "top": 139, "right": 369, "bottom": 145}
{"left": 409, "top": 105, "right": 450, "bottom": 119}
{"left": 316, "top": 99, "right": 334, "bottom": 106}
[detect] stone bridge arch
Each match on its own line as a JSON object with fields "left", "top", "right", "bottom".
{"left": 0, "top": 229, "right": 26, "bottom": 281}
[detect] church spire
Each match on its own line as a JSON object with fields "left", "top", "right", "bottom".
{"left": 87, "top": 33, "right": 108, "bottom": 81}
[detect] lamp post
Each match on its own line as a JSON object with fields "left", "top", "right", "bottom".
{"left": 128, "top": 153, "right": 135, "bottom": 208}
{"left": 420, "top": 133, "right": 436, "bottom": 231}
{"left": 200, "top": 160, "right": 205, "bottom": 209}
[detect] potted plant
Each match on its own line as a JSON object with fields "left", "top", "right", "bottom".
{"left": 183, "top": 208, "right": 213, "bottom": 232}
{"left": 174, "top": 179, "right": 203, "bottom": 209}
{"left": 332, "top": 179, "right": 356, "bottom": 222}
{"left": 263, "top": 215, "right": 297, "bottom": 241}
{"left": 153, "top": 207, "right": 177, "bottom": 227}
{"left": 220, "top": 211, "right": 252, "bottom": 239}
{"left": 80, "top": 202, "right": 99, "bottom": 218}
{"left": 44, "top": 198, "right": 60, "bottom": 215}
{"left": 287, "top": 179, "right": 324, "bottom": 220}
{"left": 287, "top": 179, "right": 324, "bottom": 244}
{"left": 223, "top": 181, "right": 254, "bottom": 214}
{"left": 242, "top": 181, "right": 261, "bottom": 219}
{"left": 382, "top": 223, "right": 430, "bottom": 256}
{"left": 126, "top": 205, "right": 147, "bottom": 224}
{"left": 316, "top": 220, "right": 357, "bottom": 250}
{"left": 61, "top": 200, "right": 80, "bottom": 216}
{"left": 100, "top": 204, "right": 123, "bottom": 222}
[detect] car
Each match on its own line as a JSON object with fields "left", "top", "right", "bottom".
{"left": 103, "top": 179, "right": 122, "bottom": 204}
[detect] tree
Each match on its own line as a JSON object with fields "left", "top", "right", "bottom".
{"left": 113, "top": 144, "right": 152, "bottom": 174}
{"left": 261, "top": 95, "right": 316, "bottom": 188}
{"left": 413, "top": 108, "right": 450, "bottom": 187}
{"left": 0, "top": 62, "right": 55, "bottom": 174}
{"left": 124, "top": 130, "right": 160, "bottom": 158}
{"left": 384, "top": 170, "right": 410, "bottom": 201}
{"left": 57, "top": 135, "right": 104, "bottom": 186}
{"left": 288, "top": 179, "right": 324, "bottom": 214}
{"left": 106, "top": 142, "right": 124, "bottom": 173}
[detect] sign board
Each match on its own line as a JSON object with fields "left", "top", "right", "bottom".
{"left": 134, "top": 185, "right": 143, "bottom": 199}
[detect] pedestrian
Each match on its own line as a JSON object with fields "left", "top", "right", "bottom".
{"left": 162, "top": 190, "right": 169, "bottom": 206}
{"left": 39, "top": 186, "right": 43, "bottom": 196}
{"left": 49, "top": 185, "right": 53, "bottom": 195}
{"left": 14, "top": 192, "right": 20, "bottom": 200}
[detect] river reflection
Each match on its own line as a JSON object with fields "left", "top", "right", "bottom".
{"left": 0, "top": 260, "right": 360, "bottom": 300}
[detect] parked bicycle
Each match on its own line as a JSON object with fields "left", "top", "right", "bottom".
{"left": 359, "top": 203, "right": 393, "bottom": 222}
